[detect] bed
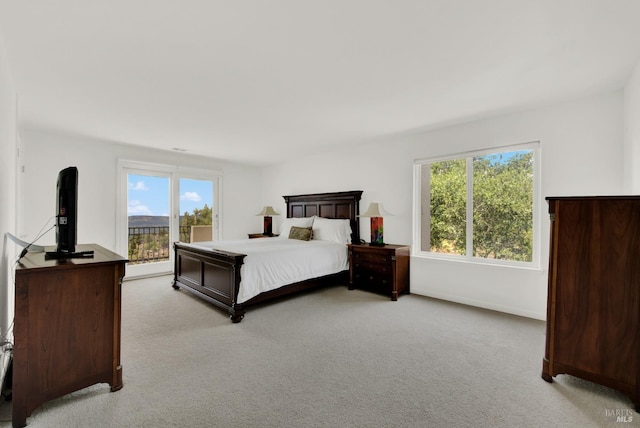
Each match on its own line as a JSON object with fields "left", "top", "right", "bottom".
{"left": 172, "top": 190, "right": 363, "bottom": 322}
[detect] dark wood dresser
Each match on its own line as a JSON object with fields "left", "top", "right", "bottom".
{"left": 13, "top": 244, "right": 127, "bottom": 427}
{"left": 347, "top": 243, "right": 410, "bottom": 300}
{"left": 542, "top": 196, "right": 640, "bottom": 411}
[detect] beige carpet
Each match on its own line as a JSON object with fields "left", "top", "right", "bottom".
{"left": 0, "top": 275, "right": 637, "bottom": 428}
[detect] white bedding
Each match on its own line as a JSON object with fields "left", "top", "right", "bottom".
{"left": 187, "top": 238, "right": 349, "bottom": 303}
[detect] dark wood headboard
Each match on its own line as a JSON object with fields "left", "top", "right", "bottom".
{"left": 283, "top": 190, "right": 363, "bottom": 244}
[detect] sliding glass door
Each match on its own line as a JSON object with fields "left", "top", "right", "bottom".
{"left": 117, "top": 161, "right": 220, "bottom": 278}
{"left": 126, "top": 172, "right": 172, "bottom": 277}
{"left": 179, "top": 178, "right": 214, "bottom": 243}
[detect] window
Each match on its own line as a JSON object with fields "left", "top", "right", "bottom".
{"left": 414, "top": 142, "right": 539, "bottom": 267}
{"left": 179, "top": 178, "right": 214, "bottom": 243}
{"left": 116, "top": 160, "right": 221, "bottom": 278}
{"left": 127, "top": 172, "right": 171, "bottom": 267}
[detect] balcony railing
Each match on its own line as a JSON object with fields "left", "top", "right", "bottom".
{"left": 128, "top": 226, "right": 192, "bottom": 264}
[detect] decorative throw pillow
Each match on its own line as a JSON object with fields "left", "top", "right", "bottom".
{"left": 288, "top": 226, "right": 313, "bottom": 241}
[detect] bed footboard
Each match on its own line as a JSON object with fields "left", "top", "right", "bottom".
{"left": 172, "top": 242, "right": 247, "bottom": 322}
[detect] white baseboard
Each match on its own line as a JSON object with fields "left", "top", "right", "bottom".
{"left": 411, "top": 290, "right": 546, "bottom": 321}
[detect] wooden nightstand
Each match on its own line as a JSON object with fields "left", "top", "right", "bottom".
{"left": 248, "top": 233, "right": 279, "bottom": 239}
{"left": 347, "top": 243, "right": 410, "bottom": 300}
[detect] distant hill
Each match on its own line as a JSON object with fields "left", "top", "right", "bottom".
{"left": 128, "top": 216, "right": 171, "bottom": 227}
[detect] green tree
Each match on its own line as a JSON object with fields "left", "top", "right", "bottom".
{"left": 428, "top": 151, "right": 533, "bottom": 261}
{"left": 181, "top": 204, "right": 213, "bottom": 227}
{"left": 429, "top": 159, "right": 467, "bottom": 254}
{"left": 472, "top": 152, "right": 533, "bottom": 261}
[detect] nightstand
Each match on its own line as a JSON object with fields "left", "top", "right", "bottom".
{"left": 248, "top": 233, "right": 279, "bottom": 239}
{"left": 347, "top": 243, "right": 410, "bottom": 301}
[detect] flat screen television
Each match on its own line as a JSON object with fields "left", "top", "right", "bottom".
{"left": 54, "top": 166, "right": 78, "bottom": 253}
{"left": 45, "top": 166, "right": 93, "bottom": 260}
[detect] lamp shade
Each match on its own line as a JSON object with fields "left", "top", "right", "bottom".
{"left": 359, "top": 202, "right": 384, "bottom": 218}
{"left": 256, "top": 206, "right": 280, "bottom": 216}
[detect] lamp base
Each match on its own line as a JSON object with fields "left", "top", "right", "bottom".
{"left": 370, "top": 217, "right": 384, "bottom": 246}
{"left": 263, "top": 216, "right": 273, "bottom": 235}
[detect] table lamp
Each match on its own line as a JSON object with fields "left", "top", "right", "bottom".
{"left": 256, "top": 206, "right": 279, "bottom": 236}
{"left": 359, "top": 202, "right": 385, "bottom": 245}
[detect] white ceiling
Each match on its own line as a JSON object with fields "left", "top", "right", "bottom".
{"left": 1, "top": 1, "right": 640, "bottom": 166}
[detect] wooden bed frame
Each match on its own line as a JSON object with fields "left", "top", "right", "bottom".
{"left": 172, "top": 190, "right": 363, "bottom": 322}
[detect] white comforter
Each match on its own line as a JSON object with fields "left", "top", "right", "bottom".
{"left": 187, "top": 238, "right": 349, "bottom": 303}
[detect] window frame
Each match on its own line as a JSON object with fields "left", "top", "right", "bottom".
{"left": 116, "top": 159, "right": 223, "bottom": 278}
{"left": 413, "top": 141, "right": 541, "bottom": 269}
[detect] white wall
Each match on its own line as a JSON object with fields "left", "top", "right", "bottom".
{"left": 262, "top": 91, "right": 624, "bottom": 320}
{"left": 624, "top": 59, "right": 640, "bottom": 192}
{"left": 0, "top": 29, "right": 17, "bottom": 345}
{"left": 18, "top": 128, "right": 262, "bottom": 256}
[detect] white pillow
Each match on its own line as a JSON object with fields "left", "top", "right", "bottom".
{"left": 278, "top": 216, "right": 315, "bottom": 238}
{"left": 312, "top": 217, "right": 352, "bottom": 244}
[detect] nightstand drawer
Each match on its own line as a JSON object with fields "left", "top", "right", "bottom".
{"left": 352, "top": 259, "right": 391, "bottom": 275}
{"left": 353, "top": 270, "right": 393, "bottom": 291}
{"left": 352, "top": 252, "right": 391, "bottom": 264}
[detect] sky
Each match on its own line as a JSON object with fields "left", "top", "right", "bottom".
{"left": 477, "top": 149, "right": 530, "bottom": 165}
{"left": 127, "top": 174, "right": 213, "bottom": 217}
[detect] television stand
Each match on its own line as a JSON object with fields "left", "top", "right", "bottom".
{"left": 13, "top": 244, "right": 126, "bottom": 428}
{"left": 44, "top": 250, "right": 94, "bottom": 260}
